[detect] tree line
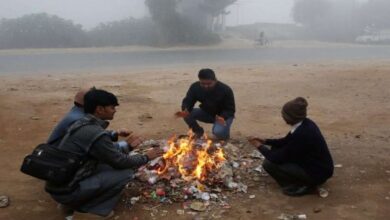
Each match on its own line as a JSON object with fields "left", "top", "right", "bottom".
{"left": 0, "top": 13, "right": 170, "bottom": 49}
{"left": 0, "top": 0, "right": 237, "bottom": 49}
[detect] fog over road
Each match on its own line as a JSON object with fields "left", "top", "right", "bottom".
{"left": 1, "top": 45, "right": 390, "bottom": 74}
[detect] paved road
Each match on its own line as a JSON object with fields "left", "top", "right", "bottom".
{"left": 1, "top": 46, "right": 390, "bottom": 74}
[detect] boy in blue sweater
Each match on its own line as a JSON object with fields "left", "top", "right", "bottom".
{"left": 249, "top": 97, "right": 334, "bottom": 196}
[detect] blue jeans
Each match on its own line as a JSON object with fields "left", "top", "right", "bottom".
{"left": 184, "top": 108, "right": 234, "bottom": 140}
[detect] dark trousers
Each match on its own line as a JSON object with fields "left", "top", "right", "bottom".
{"left": 51, "top": 164, "right": 134, "bottom": 217}
{"left": 262, "top": 159, "right": 316, "bottom": 188}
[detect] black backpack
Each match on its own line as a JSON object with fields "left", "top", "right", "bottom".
{"left": 20, "top": 121, "right": 102, "bottom": 184}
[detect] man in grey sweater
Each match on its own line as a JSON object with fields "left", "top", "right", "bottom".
{"left": 45, "top": 89, "right": 163, "bottom": 219}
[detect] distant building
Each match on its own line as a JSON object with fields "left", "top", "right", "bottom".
{"left": 356, "top": 29, "right": 390, "bottom": 44}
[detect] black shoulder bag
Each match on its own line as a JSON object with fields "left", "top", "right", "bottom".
{"left": 20, "top": 122, "right": 91, "bottom": 184}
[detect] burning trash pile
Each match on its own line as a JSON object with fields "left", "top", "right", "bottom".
{"left": 139, "top": 132, "right": 228, "bottom": 185}
{"left": 123, "top": 132, "right": 268, "bottom": 216}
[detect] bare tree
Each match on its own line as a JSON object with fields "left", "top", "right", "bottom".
{"left": 144, "top": 0, "right": 236, "bottom": 45}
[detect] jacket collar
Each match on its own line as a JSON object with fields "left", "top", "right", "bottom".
{"left": 85, "top": 114, "right": 110, "bottom": 129}
{"left": 290, "top": 120, "right": 303, "bottom": 134}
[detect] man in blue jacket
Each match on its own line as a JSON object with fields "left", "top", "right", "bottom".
{"left": 47, "top": 88, "right": 88, "bottom": 144}
{"left": 249, "top": 97, "right": 334, "bottom": 196}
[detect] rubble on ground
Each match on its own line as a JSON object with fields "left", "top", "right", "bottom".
{"left": 277, "top": 213, "right": 307, "bottom": 220}
{"left": 0, "top": 195, "right": 10, "bottom": 208}
{"left": 123, "top": 137, "right": 270, "bottom": 218}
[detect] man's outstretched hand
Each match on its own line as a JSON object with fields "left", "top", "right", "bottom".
{"left": 247, "top": 136, "right": 265, "bottom": 148}
{"left": 117, "top": 129, "right": 132, "bottom": 137}
{"left": 175, "top": 110, "right": 189, "bottom": 118}
{"left": 126, "top": 134, "right": 143, "bottom": 149}
{"left": 215, "top": 115, "right": 226, "bottom": 126}
{"left": 146, "top": 148, "right": 164, "bottom": 160}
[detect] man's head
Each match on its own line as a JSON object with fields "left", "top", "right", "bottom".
{"left": 74, "top": 87, "right": 96, "bottom": 107}
{"left": 281, "top": 97, "right": 308, "bottom": 125}
{"left": 198, "top": 68, "right": 217, "bottom": 91}
{"left": 84, "top": 89, "right": 119, "bottom": 120}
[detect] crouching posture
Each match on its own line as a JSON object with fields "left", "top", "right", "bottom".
{"left": 45, "top": 89, "right": 163, "bottom": 218}
{"left": 249, "top": 97, "right": 333, "bottom": 196}
{"left": 175, "top": 68, "right": 235, "bottom": 140}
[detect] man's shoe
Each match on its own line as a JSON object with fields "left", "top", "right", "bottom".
{"left": 282, "top": 185, "right": 315, "bottom": 197}
{"left": 57, "top": 204, "right": 74, "bottom": 220}
{"left": 193, "top": 132, "right": 204, "bottom": 139}
{"left": 104, "top": 211, "right": 115, "bottom": 219}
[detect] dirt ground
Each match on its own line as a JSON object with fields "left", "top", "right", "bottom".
{"left": 0, "top": 60, "right": 389, "bottom": 220}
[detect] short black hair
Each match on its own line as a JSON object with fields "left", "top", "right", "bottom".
{"left": 84, "top": 89, "right": 119, "bottom": 114}
{"left": 198, "top": 68, "right": 216, "bottom": 80}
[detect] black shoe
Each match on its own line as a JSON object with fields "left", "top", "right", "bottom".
{"left": 190, "top": 127, "right": 204, "bottom": 139}
{"left": 179, "top": 133, "right": 203, "bottom": 140}
{"left": 193, "top": 132, "right": 204, "bottom": 139}
{"left": 282, "top": 185, "right": 315, "bottom": 197}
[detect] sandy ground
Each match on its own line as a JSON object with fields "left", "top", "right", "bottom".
{"left": 0, "top": 60, "right": 389, "bottom": 220}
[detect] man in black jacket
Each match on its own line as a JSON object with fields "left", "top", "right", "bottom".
{"left": 249, "top": 97, "right": 334, "bottom": 196}
{"left": 46, "top": 89, "right": 164, "bottom": 218}
{"left": 175, "top": 69, "right": 235, "bottom": 140}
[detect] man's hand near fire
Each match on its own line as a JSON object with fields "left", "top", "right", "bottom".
{"left": 116, "top": 128, "right": 132, "bottom": 137}
{"left": 146, "top": 148, "right": 164, "bottom": 160}
{"left": 215, "top": 115, "right": 226, "bottom": 126}
{"left": 126, "top": 134, "right": 144, "bottom": 149}
{"left": 247, "top": 136, "right": 265, "bottom": 149}
{"left": 175, "top": 110, "right": 189, "bottom": 118}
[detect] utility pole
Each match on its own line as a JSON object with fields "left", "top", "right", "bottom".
{"left": 234, "top": 2, "right": 240, "bottom": 26}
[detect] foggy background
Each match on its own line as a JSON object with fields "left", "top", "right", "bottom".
{"left": 0, "top": 0, "right": 389, "bottom": 49}
{"left": 0, "top": 0, "right": 294, "bottom": 29}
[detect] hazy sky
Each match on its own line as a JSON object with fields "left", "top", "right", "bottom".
{"left": 0, "top": 0, "right": 295, "bottom": 29}
{"left": 226, "top": 0, "right": 294, "bottom": 26}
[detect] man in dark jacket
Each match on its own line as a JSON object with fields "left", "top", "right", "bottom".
{"left": 46, "top": 89, "right": 164, "bottom": 218}
{"left": 249, "top": 97, "right": 333, "bottom": 196}
{"left": 175, "top": 69, "right": 235, "bottom": 140}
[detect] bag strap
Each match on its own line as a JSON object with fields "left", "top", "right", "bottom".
{"left": 86, "top": 130, "right": 107, "bottom": 152}
{"left": 57, "top": 120, "right": 107, "bottom": 155}
{"left": 57, "top": 121, "right": 91, "bottom": 149}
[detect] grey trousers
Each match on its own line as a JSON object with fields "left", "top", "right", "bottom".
{"left": 262, "top": 159, "right": 315, "bottom": 188}
{"left": 51, "top": 164, "right": 134, "bottom": 216}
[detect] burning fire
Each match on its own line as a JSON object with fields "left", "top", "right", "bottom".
{"left": 157, "top": 131, "right": 226, "bottom": 182}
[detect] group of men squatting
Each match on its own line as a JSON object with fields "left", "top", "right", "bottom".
{"left": 41, "top": 68, "right": 334, "bottom": 219}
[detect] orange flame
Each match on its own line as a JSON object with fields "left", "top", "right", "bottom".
{"left": 157, "top": 131, "right": 226, "bottom": 182}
